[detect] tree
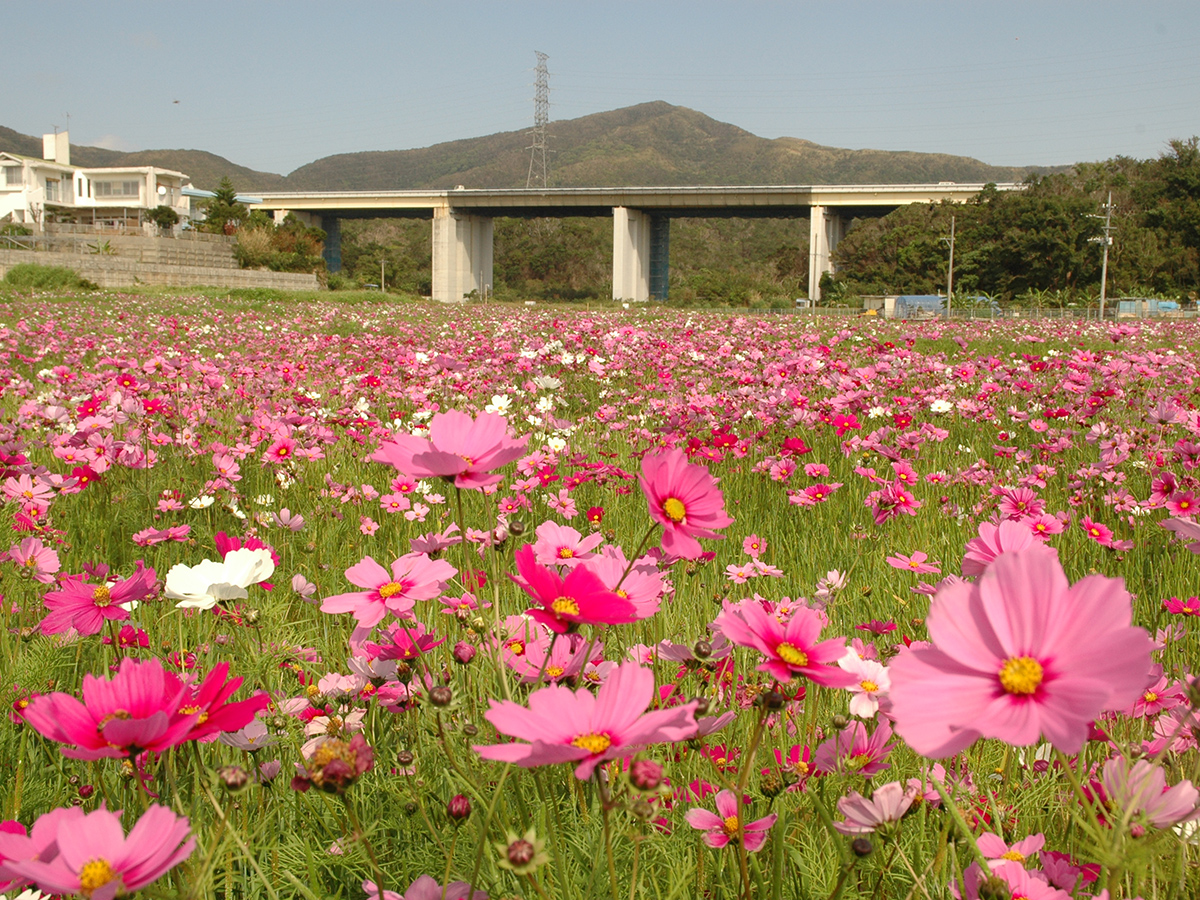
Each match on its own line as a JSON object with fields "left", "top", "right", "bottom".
{"left": 200, "top": 177, "right": 246, "bottom": 235}
{"left": 146, "top": 205, "right": 179, "bottom": 233}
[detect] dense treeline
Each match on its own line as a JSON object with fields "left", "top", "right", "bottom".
{"left": 333, "top": 139, "right": 1200, "bottom": 306}
{"left": 828, "top": 138, "right": 1200, "bottom": 306}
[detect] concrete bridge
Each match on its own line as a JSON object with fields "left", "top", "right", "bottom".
{"left": 249, "top": 183, "right": 1022, "bottom": 303}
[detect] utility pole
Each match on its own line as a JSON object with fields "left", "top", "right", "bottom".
{"left": 1089, "top": 192, "right": 1115, "bottom": 320}
{"left": 526, "top": 52, "right": 550, "bottom": 189}
{"left": 943, "top": 215, "right": 955, "bottom": 319}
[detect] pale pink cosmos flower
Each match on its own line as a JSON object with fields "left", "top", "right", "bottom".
{"left": 977, "top": 832, "right": 1045, "bottom": 869}
{"left": 321, "top": 552, "right": 457, "bottom": 629}
{"left": 582, "top": 545, "right": 664, "bottom": 620}
{"left": 685, "top": 789, "right": 778, "bottom": 851}
{"left": 371, "top": 410, "right": 527, "bottom": 491}
{"left": 837, "top": 650, "right": 891, "bottom": 718}
{"left": 532, "top": 521, "right": 603, "bottom": 568}
{"left": 714, "top": 599, "right": 856, "bottom": 687}
{"left": 5, "top": 537, "right": 60, "bottom": 584}
{"left": 956, "top": 861, "right": 1071, "bottom": 900}
{"left": 742, "top": 534, "right": 766, "bottom": 557}
{"left": 885, "top": 551, "right": 941, "bottom": 574}
{"left": 639, "top": 448, "right": 733, "bottom": 560}
{"left": 2, "top": 804, "right": 193, "bottom": 899}
{"left": 813, "top": 718, "right": 893, "bottom": 776}
{"left": 889, "top": 546, "right": 1154, "bottom": 757}
{"left": 363, "top": 874, "right": 487, "bottom": 900}
{"left": 833, "top": 781, "right": 916, "bottom": 834}
{"left": 474, "top": 661, "right": 698, "bottom": 780}
{"left": 1163, "top": 516, "right": 1200, "bottom": 554}
{"left": 1100, "top": 756, "right": 1200, "bottom": 830}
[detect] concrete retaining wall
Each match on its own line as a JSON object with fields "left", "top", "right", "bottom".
{"left": 0, "top": 248, "right": 319, "bottom": 291}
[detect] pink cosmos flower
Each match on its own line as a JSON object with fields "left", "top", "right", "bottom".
{"left": 474, "top": 661, "right": 698, "bottom": 780}
{"left": 5, "top": 537, "right": 60, "bottom": 584}
{"left": 39, "top": 562, "right": 157, "bottom": 636}
{"left": 532, "top": 521, "right": 603, "bottom": 568}
{"left": 742, "top": 534, "right": 766, "bottom": 557}
{"left": 371, "top": 410, "right": 528, "bottom": 491}
{"left": 834, "top": 781, "right": 916, "bottom": 834}
{"left": 1100, "top": 756, "right": 1200, "bottom": 830}
{"left": 1163, "top": 516, "right": 1200, "bottom": 554}
{"left": 1080, "top": 516, "right": 1114, "bottom": 547}
{"left": 685, "top": 789, "right": 777, "bottom": 851}
{"left": 22, "top": 657, "right": 264, "bottom": 759}
{"left": 888, "top": 546, "right": 1154, "bottom": 757}
{"left": 0, "top": 806, "right": 80, "bottom": 894}
{"left": 639, "top": 448, "right": 733, "bottom": 560}
{"left": 363, "top": 874, "right": 488, "bottom": 900}
{"left": 885, "top": 551, "right": 941, "bottom": 574}
{"left": 961, "top": 519, "right": 1042, "bottom": 577}
{"left": 813, "top": 718, "right": 894, "bottom": 776}
{"left": 262, "top": 436, "right": 297, "bottom": 464}
{"left": 977, "top": 832, "right": 1045, "bottom": 869}
{"left": 838, "top": 650, "right": 891, "bottom": 718}
{"left": 582, "top": 545, "right": 664, "bottom": 619}
{"left": 714, "top": 599, "right": 856, "bottom": 687}
{"left": 957, "top": 861, "right": 1071, "bottom": 900}
{"left": 321, "top": 552, "right": 457, "bottom": 629}
{"left": 2, "top": 804, "right": 193, "bottom": 899}
{"left": 510, "top": 544, "right": 638, "bottom": 634}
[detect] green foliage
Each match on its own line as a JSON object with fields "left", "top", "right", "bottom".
{"left": 146, "top": 204, "right": 180, "bottom": 231}
{"left": 199, "top": 176, "right": 247, "bottom": 235}
{"left": 234, "top": 214, "right": 326, "bottom": 273}
{"left": 0, "top": 223, "right": 32, "bottom": 237}
{"left": 1, "top": 263, "right": 96, "bottom": 291}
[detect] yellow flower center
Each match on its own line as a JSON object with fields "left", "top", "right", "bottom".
{"left": 92, "top": 584, "right": 112, "bottom": 607}
{"left": 791, "top": 760, "right": 810, "bottom": 777}
{"left": 775, "top": 642, "right": 809, "bottom": 667}
{"left": 860, "top": 680, "right": 879, "bottom": 692}
{"left": 546, "top": 666, "right": 564, "bottom": 678}
{"left": 844, "top": 754, "right": 871, "bottom": 772}
{"left": 305, "top": 684, "right": 321, "bottom": 698}
{"left": 616, "top": 589, "right": 628, "bottom": 599}
{"left": 79, "top": 858, "right": 119, "bottom": 895}
{"left": 557, "top": 548, "right": 574, "bottom": 559}
{"left": 378, "top": 582, "right": 405, "bottom": 599}
{"left": 722, "top": 815, "right": 741, "bottom": 836}
{"left": 507, "top": 641, "right": 525, "bottom": 656}
{"left": 551, "top": 597, "right": 580, "bottom": 616}
{"left": 662, "top": 497, "right": 687, "bottom": 523}
{"left": 1144, "top": 691, "right": 1159, "bottom": 703}
{"left": 1001, "top": 850, "right": 1025, "bottom": 862}
{"left": 998, "top": 656, "right": 1043, "bottom": 695}
{"left": 571, "top": 732, "right": 611, "bottom": 754}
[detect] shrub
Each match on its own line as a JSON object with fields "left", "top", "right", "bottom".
{"left": 1, "top": 263, "right": 96, "bottom": 291}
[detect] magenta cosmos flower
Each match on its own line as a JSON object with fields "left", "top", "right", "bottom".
{"left": 39, "top": 562, "right": 157, "bottom": 637}
{"left": 474, "top": 661, "right": 698, "bottom": 779}
{"left": 889, "top": 545, "right": 1154, "bottom": 757}
{"left": 511, "top": 544, "right": 639, "bottom": 634}
{"left": 685, "top": 789, "right": 778, "bottom": 851}
{"left": 371, "top": 410, "right": 527, "bottom": 491}
{"left": 3, "top": 804, "right": 193, "bottom": 899}
{"left": 22, "top": 657, "right": 265, "bottom": 759}
{"left": 639, "top": 448, "right": 733, "bottom": 559}
{"left": 714, "top": 599, "right": 856, "bottom": 687}
{"left": 322, "top": 552, "right": 457, "bottom": 629}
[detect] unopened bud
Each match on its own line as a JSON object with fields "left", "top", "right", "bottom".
{"left": 430, "top": 686, "right": 453, "bottom": 707}
{"left": 217, "top": 765, "right": 250, "bottom": 793}
{"left": 78, "top": 784, "right": 95, "bottom": 799}
{"left": 851, "top": 837, "right": 873, "bottom": 857}
{"left": 447, "top": 794, "right": 471, "bottom": 822}
{"left": 629, "top": 759, "right": 664, "bottom": 792}
{"left": 508, "top": 519, "right": 526, "bottom": 536}
{"left": 404, "top": 801, "right": 418, "bottom": 817}
{"left": 692, "top": 697, "right": 710, "bottom": 716}
{"left": 693, "top": 640, "right": 713, "bottom": 659}
{"left": 760, "top": 770, "right": 783, "bottom": 798}
{"left": 453, "top": 641, "right": 477, "bottom": 665}
{"left": 761, "top": 690, "right": 785, "bottom": 710}
{"left": 831, "top": 714, "right": 850, "bottom": 730}
{"left": 507, "top": 839, "right": 535, "bottom": 867}
{"left": 463, "top": 723, "right": 479, "bottom": 737}
{"left": 631, "top": 798, "right": 654, "bottom": 819}
{"left": 397, "top": 750, "right": 415, "bottom": 767}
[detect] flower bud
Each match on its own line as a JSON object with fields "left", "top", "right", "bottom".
{"left": 463, "top": 723, "right": 479, "bottom": 737}
{"left": 760, "top": 770, "right": 783, "bottom": 798}
{"left": 629, "top": 759, "right": 664, "bottom": 792}
{"left": 397, "top": 750, "right": 415, "bottom": 767}
{"left": 78, "top": 784, "right": 95, "bottom": 799}
{"left": 447, "top": 793, "right": 471, "bottom": 822}
{"left": 630, "top": 798, "right": 654, "bottom": 819}
{"left": 851, "top": 837, "right": 874, "bottom": 857}
{"left": 693, "top": 640, "right": 713, "bottom": 659}
{"left": 507, "top": 838, "right": 535, "bottom": 867}
{"left": 692, "top": 697, "right": 710, "bottom": 716}
{"left": 218, "top": 765, "right": 250, "bottom": 793}
{"left": 508, "top": 519, "right": 526, "bottom": 536}
{"left": 831, "top": 714, "right": 850, "bottom": 730}
{"left": 760, "top": 690, "right": 785, "bottom": 710}
{"left": 430, "top": 686, "right": 453, "bottom": 707}
{"left": 244, "top": 608, "right": 260, "bottom": 625}
{"left": 453, "top": 641, "right": 477, "bottom": 665}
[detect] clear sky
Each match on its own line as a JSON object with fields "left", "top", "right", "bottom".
{"left": 7, "top": 1, "right": 1198, "bottom": 176}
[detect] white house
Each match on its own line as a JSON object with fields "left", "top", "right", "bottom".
{"left": 0, "top": 131, "right": 191, "bottom": 231}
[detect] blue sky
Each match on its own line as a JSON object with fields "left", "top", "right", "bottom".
{"left": 7, "top": 1, "right": 1198, "bottom": 175}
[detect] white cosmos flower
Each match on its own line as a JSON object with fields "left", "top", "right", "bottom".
{"left": 165, "top": 547, "right": 276, "bottom": 610}
{"left": 485, "top": 394, "right": 512, "bottom": 415}
{"left": 929, "top": 399, "right": 954, "bottom": 414}
{"left": 188, "top": 494, "right": 215, "bottom": 509}
{"left": 838, "top": 649, "right": 891, "bottom": 718}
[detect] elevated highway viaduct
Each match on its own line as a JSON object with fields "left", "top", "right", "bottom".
{"left": 249, "top": 183, "right": 1022, "bottom": 303}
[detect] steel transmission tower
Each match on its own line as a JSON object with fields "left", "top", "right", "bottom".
{"left": 526, "top": 52, "right": 550, "bottom": 189}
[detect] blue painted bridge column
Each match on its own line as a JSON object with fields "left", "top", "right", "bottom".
{"left": 322, "top": 217, "right": 341, "bottom": 273}
{"left": 649, "top": 215, "right": 670, "bottom": 301}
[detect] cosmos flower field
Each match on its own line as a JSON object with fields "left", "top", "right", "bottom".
{"left": 1, "top": 291, "right": 1199, "bottom": 900}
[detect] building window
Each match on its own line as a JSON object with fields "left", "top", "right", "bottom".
{"left": 93, "top": 180, "right": 141, "bottom": 198}
{"left": 45, "top": 179, "right": 60, "bottom": 202}
{"left": 3, "top": 166, "right": 21, "bottom": 186}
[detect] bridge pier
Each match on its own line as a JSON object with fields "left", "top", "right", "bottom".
{"left": 275, "top": 210, "right": 342, "bottom": 272}
{"left": 612, "top": 208, "right": 670, "bottom": 302}
{"left": 432, "top": 210, "right": 493, "bottom": 303}
{"left": 808, "top": 205, "right": 846, "bottom": 303}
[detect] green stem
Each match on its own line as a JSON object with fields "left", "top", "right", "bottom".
{"left": 467, "top": 763, "right": 511, "bottom": 897}
{"left": 344, "top": 792, "right": 388, "bottom": 897}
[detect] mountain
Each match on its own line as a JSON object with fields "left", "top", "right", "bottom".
{"left": 4, "top": 103, "right": 1060, "bottom": 194}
